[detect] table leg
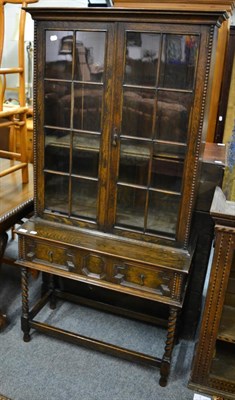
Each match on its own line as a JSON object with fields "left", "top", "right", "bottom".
{"left": 159, "top": 306, "right": 178, "bottom": 387}
{"left": 21, "top": 267, "right": 31, "bottom": 342}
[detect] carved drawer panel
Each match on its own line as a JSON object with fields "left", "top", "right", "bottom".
{"left": 111, "top": 261, "right": 184, "bottom": 301}
{"left": 22, "top": 237, "right": 186, "bottom": 303}
{"left": 24, "top": 238, "right": 108, "bottom": 280}
{"left": 25, "top": 239, "right": 78, "bottom": 272}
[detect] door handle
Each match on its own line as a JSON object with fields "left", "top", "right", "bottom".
{"left": 112, "top": 127, "right": 119, "bottom": 147}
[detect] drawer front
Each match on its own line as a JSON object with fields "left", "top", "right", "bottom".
{"left": 25, "top": 239, "right": 77, "bottom": 272}
{"left": 24, "top": 238, "right": 109, "bottom": 280}
{"left": 111, "top": 261, "right": 184, "bottom": 301}
{"left": 23, "top": 238, "right": 185, "bottom": 301}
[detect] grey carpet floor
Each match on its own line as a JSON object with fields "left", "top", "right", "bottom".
{"left": 0, "top": 238, "right": 204, "bottom": 400}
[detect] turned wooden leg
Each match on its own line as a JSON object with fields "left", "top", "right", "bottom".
{"left": 0, "top": 232, "right": 9, "bottom": 331}
{"left": 159, "top": 306, "right": 178, "bottom": 387}
{"left": 21, "top": 267, "right": 31, "bottom": 342}
{"left": 49, "top": 274, "right": 57, "bottom": 310}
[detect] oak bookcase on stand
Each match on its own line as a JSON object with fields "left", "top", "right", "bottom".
{"left": 16, "top": 3, "right": 234, "bottom": 386}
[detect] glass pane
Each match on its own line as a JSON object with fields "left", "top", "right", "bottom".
{"left": 159, "top": 34, "right": 199, "bottom": 90}
{"left": 155, "top": 91, "right": 192, "bottom": 143}
{"left": 71, "top": 178, "right": 98, "bottom": 220}
{"left": 116, "top": 185, "right": 146, "bottom": 230}
{"left": 122, "top": 88, "right": 155, "bottom": 138}
{"left": 44, "top": 81, "right": 71, "bottom": 128}
{"left": 74, "top": 31, "right": 106, "bottom": 82}
{"left": 124, "top": 32, "right": 160, "bottom": 86}
{"left": 119, "top": 139, "right": 151, "bottom": 186}
{"left": 72, "top": 133, "right": 100, "bottom": 178}
{"left": 73, "top": 83, "right": 103, "bottom": 132}
{"left": 45, "top": 128, "right": 70, "bottom": 173}
{"left": 151, "top": 158, "right": 183, "bottom": 192}
{"left": 45, "top": 31, "right": 73, "bottom": 80}
{"left": 147, "top": 191, "right": 180, "bottom": 235}
{"left": 153, "top": 142, "right": 186, "bottom": 160}
{"left": 44, "top": 173, "right": 69, "bottom": 214}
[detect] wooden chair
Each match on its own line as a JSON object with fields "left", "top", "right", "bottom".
{"left": 0, "top": 0, "right": 37, "bottom": 183}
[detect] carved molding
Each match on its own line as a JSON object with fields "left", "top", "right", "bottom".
{"left": 191, "top": 230, "right": 235, "bottom": 383}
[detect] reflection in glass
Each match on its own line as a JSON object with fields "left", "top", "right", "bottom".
{"left": 73, "top": 83, "right": 103, "bottom": 132}
{"left": 153, "top": 142, "right": 187, "bottom": 159}
{"left": 45, "top": 31, "right": 73, "bottom": 80}
{"left": 151, "top": 158, "right": 183, "bottom": 192}
{"left": 119, "top": 140, "right": 150, "bottom": 186}
{"left": 122, "top": 88, "right": 155, "bottom": 138}
{"left": 44, "top": 81, "right": 71, "bottom": 128}
{"left": 155, "top": 91, "right": 192, "bottom": 142}
{"left": 124, "top": 32, "right": 160, "bottom": 86}
{"left": 159, "top": 34, "right": 199, "bottom": 90}
{"left": 71, "top": 178, "right": 98, "bottom": 220}
{"left": 72, "top": 133, "right": 100, "bottom": 177}
{"left": 116, "top": 185, "right": 146, "bottom": 230}
{"left": 74, "top": 31, "right": 106, "bottom": 82}
{"left": 116, "top": 186, "right": 181, "bottom": 235}
{"left": 147, "top": 191, "right": 180, "bottom": 235}
{"left": 45, "top": 128, "right": 70, "bottom": 173}
{"left": 44, "top": 173, "right": 69, "bottom": 214}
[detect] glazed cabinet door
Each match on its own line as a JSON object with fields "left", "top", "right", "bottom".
{"left": 36, "top": 19, "right": 211, "bottom": 246}
{"left": 108, "top": 22, "right": 210, "bottom": 245}
{"left": 36, "top": 21, "right": 115, "bottom": 229}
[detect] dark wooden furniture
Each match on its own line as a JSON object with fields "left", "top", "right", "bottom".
{"left": 214, "top": 26, "right": 235, "bottom": 143}
{"left": 189, "top": 186, "right": 235, "bottom": 399}
{"left": 0, "top": 159, "right": 33, "bottom": 330}
{"left": 40, "top": 141, "right": 226, "bottom": 340}
{"left": 16, "top": 3, "right": 234, "bottom": 386}
{"left": 181, "top": 142, "right": 226, "bottom": 337}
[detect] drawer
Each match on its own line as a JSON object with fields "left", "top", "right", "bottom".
{"left": 23, "top": 238, "right": 185, "bottom": 302}
{"left": 24, "top": 238, "right": 109, "bottom": 280}
{"left": 111, "top": 261, "right": 184, "bottom": 301}
{"left": 25, "top": 239, "right": 77, "bottom": 272}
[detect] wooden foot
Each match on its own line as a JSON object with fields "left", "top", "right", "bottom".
{"left": 23, "top": 332, "right": 31, "bottom": 342}
{"left": 0, "top": 312, "right": 7, "bottom": 331}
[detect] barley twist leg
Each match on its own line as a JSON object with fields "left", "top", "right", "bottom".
{"left": 21, "top": 267, "right": 31, "bottom": 342}
{"left": 159, "top": 306, "right": 178, "bottom": 387}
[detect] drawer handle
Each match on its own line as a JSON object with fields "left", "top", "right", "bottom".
{"left": 139, "top": 274, "right": 146, "bottom": 286}
{"left": 48, "top": 250, "right": 53, "bottom": 263}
